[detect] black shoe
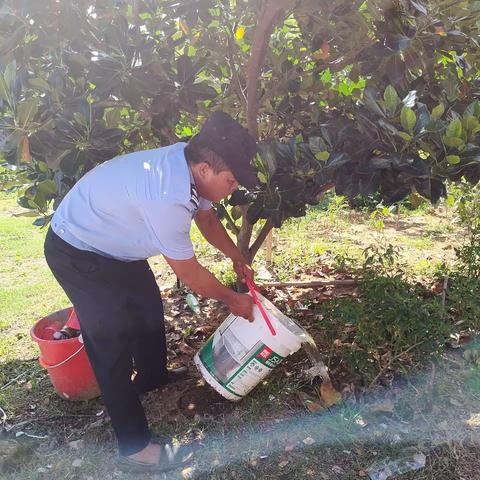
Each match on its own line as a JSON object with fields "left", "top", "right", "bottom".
{"left": 117, "top": 443, "right": 194, "bottom": 473}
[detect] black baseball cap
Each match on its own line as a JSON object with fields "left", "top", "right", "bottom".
{"left": 190, "top": 111, "right": 259, "bottom": 190}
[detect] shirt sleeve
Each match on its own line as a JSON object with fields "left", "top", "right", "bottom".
{"left": 198, "top": 197, "right": 212, "bottom": 210}
{"left": 142, "top": 202, "right": 195, "bottom": 260}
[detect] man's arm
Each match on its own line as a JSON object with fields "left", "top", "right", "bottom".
{"left": 195, "top": 208, "right": 254, "bottom": 281}
{"left": 164, "top": 255, "right": 254, "bottom": 321}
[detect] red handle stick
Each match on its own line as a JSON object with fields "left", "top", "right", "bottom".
{"left": 245, "top": 278, "right": 276, "bottom": 336}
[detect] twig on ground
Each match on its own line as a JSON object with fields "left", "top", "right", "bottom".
{"left": 441, "top": 275, "right": 449, "bottom": 318}
{"left": 1, "top": 369, "right": 32, "bottom": 390}
{"left": 259, "top": 279, "right": 357, "bottom": 288}
{"left": 6, "top": 414, "right": 99, "bottom": 432}
{"left": 369, "top": 341, "right": 424, "bottom": 389}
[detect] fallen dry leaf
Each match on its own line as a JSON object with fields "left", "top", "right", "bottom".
{"left": 178, "top": 343, "right": 195, "bottom": 355}
{"left": 320, "top": 381, "right": 342, "bottom": 407}
{"left": 298, "top": 391, "right": 326, "bottom": 413}
{"left": 431, "top": 281, "right": 444, "bottom": 294}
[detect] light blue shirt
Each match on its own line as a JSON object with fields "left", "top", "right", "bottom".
{"left": 51, "top": 142, "right": 211, "bottom": 261}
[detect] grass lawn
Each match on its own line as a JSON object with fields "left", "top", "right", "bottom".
{"left": 0, "top": 193, "right": 68, "bottom": 362}
{"left": 1, "top": 192, "right": 480, "bottom": 479}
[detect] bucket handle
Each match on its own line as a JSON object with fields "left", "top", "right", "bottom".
{"left": 39, "top": 342, "right": 85, "bottom": 370}
{"left": 245, "top": 279, "right": 276, "bottom": 336}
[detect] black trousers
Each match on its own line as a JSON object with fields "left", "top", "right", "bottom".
{"left": 44, "top": 228, "right": 168, "bottom": 456}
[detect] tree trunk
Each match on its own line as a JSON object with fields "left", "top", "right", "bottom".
{"left": 237, "top": 207, "right": 254, "bottom": 264}
{"left": 234, "top": 0, "right": 292, "bottom": 290}
{"left": 265, "top": 230, "right": 273, "bottom": 265}
{"left": 245, "top": 0, "right": 293, "bottom": 138}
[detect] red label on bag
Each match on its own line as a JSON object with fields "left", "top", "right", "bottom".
{"left": 257, "top": 346, "right": 273, "bottom": 360}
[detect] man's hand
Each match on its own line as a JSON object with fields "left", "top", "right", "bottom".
{"left": 164, "top": 255, "right": 255, "bottom": 322}
{"left": 195, "top": 209, "right": 255, "bottom": 284}
{"left": 226, "top": 292, "right": 255, "bottom": 322}
{"left": 233, "top": 258, "right": 255, "bottom": 283}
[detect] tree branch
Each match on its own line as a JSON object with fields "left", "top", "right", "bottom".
{"left": 222, "top": 207, "right": 240, "bottom": 236}
{"left": 93, "top": 100, "right": 130, "bottom": 109}
{"left": 237, "top": 205, "right": 254, "bottom": 261}
{"left": 245, "top": 0, "right": 293, "bottom": 139}
{"left": 227, "top": 36, "right": 248, "bottom": 110}
{"left": 249, "top": 219, "right": 273, "bottom": 259}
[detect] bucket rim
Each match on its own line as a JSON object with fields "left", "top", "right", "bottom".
{"left": 30, "top": 306, "right": 79, "bottom": 344}
{"left": 30, "top": 324, "right": 80, "bottom": 344}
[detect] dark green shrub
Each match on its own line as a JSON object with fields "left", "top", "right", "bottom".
{"left": 319, "top": 244, "right": 449, "bottom": 385}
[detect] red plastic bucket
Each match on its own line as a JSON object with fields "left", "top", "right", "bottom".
{"left": 30, "top": 307, "right": 101, "bottom": 401}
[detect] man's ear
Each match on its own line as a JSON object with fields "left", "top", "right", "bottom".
{"left": 196, "top": 161, "right": 212, "bottom": 179}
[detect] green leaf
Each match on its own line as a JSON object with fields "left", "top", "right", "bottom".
{"left": 384, "top": 85, "right": 400, "bottom": 114}
{"left": 338, "top": 80, "right": 352, "bottom": 96}
{"left": 37, "top": 179, "right": 57, "bottom": 196}
{"left": 465, "top": 100, "right": 480, "bottom": 119}
{"left": 363, "top": 87, "right": 386, "bottom": 117}
{"left": 17, "top": 195, "right": 36, "bottom": 209}
{"left": 444, "top": 70, "right": 458, "bottom": 102}
{"left": 400, "top": 106, "right": 416, "bottom": 134}
{"left": 32, "top": 215, "right": 52, "bottom": 227}
{"left": 320, "top": 69, "right": 331, "bottom": 84}
{"left": 464, "top": 116, "right": 479, "bottom": 132}
{"left": 315, "top": 151, "right": 330, "bottom": 161}
{"left": 397, "top": 131, "right": 412, "bottom": 142}
{"left": 231, "top": 205, "right": 242, "bottom": 221}
{"left": 12, "top": 210, "right": 38, "bottom": 217}
{"left": 443, "top": 136, "right": 464, "bottom": 148}
{"left": 431, "top": 103, "right": 445, "bottom": 120}
{"left": 105, "top": 108, "right": 122, "bottom": 129}
{"left": 17, "top": 98, "right": 39, "bottom": 126}
{"left": 446, "top": 155, "right": 461, "bottom": 164}
{"left": 0, "top": 76, "right": 9, "bottom": 104}
{"left": 37, "top": 161, "right": 49, "bottom": 173}
{"left": 28, "top": 78, "right": 52, "bottom": 92}
{"left": 446, "top": 118, "right": 462, "bottom": 138}
{"left": 3, "top": 61, "right": 17, "bottom": 91}
{"left": 257, "top": 171, "right": 267, "bottom": 183}
{"left": 73, "top": 112, "right": 88, "bottom": 127}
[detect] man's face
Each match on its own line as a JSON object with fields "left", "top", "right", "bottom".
{"left": 207, "top": 169, "right": 239, "bottom": 203}
{"left": 196, "top": 164, "right": 239, "bottom": 202}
